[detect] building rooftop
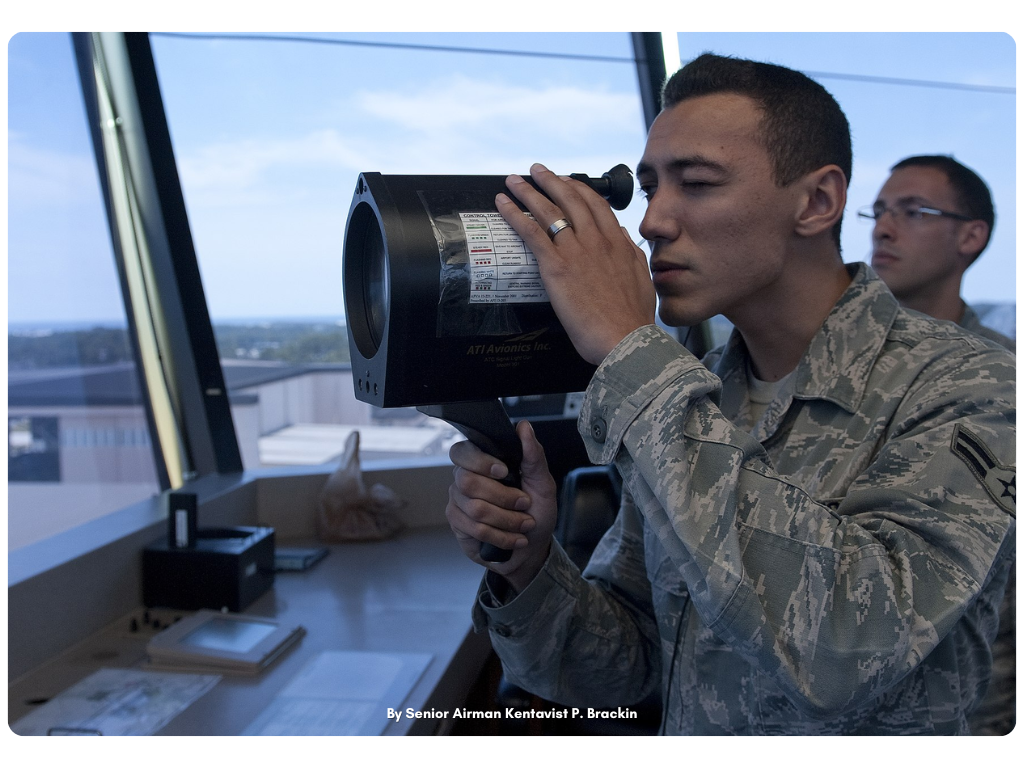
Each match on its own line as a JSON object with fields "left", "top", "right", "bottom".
{"left": 5, "top": 360, "right": 345, "bottom": 407}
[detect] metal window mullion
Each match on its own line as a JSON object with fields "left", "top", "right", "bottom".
{"left": 631, "top": 32, "right": 668, "bottom": 131}
{"left": 121, "top": 33, "right": 242, "bottom": 476}
{"left": 89, "top": 41, "right": 191, "bottom": 488}
{"left": 630, "top": 32, "right": 712, "bottom": 358}
{"left": 74, "top": 31, "right": 243, "bottom": 481}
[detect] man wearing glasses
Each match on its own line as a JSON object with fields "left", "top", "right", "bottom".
{"left": 860, "top": 155, "right": 1014, "bottom": 351}
{"left": 861, "top": 156, "right": 1015, "bottom": 736}
{"left": 447, "top": 55, "right": 1015, "bottom": 734}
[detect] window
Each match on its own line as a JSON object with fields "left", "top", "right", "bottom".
{"left": 7, "top": 33, "right": 162, "bottom": 551}
{"left": 8, "top": 417, "right": 61, "bottom": 482}
{"left": 148, "top": 32, "right": 650, "bottom": 467}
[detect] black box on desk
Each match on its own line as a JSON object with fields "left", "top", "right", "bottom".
{"left": 143, "top": 527, "right": 276, "bottom": 612}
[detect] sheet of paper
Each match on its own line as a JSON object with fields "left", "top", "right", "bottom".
{"left": 461, "top": 212, "right": 548, "bottom": 304}
{"left": 242, "top": 650, "right": 432, "bottom": 736}
{"left": 10, "top": 668, "right": 220, "bottom": 736}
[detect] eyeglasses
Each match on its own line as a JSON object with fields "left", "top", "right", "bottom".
{"left": 857, "top": 202, "right": 975, "bottom": 225}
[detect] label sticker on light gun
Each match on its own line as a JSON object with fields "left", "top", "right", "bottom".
{"left": 460, "top": 212, "right": 548, "bottom": 304}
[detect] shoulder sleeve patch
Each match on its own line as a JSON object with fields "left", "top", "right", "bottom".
{"left": 950, "top": 424, "right": 1015, "bottom": 516}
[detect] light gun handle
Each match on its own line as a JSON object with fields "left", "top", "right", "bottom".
{"left": 417, "top": 399, "right": 522, "bottom": 563}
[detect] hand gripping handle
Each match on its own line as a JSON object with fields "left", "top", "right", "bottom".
{"left": 417, "top": 399, "right": 522, "bottom": 562}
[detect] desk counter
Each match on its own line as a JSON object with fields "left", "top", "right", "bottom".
{"left": 8, "top": 526, "right": 492, "bottom": 736}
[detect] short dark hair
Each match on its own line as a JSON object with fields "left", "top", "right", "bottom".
{"left": 890, "top": 155, "right": 994, "bottom": 259}
{"left": 661, "top": 53, "right": 852, "bottom": 249}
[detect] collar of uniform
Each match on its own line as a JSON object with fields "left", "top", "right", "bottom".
{"left": 710, "top": 263, "right": 898, "bottom": 415}
{"left": 958, "top": 304, "right": 982, "bottom": 332}
{"left": 793, "top": 262, "right": 898, "bottom": 412}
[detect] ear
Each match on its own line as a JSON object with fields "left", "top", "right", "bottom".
{"left": 956, "top": 220, "right": 989, "bottom": 264}
{"left": 793, "top": 165, "right": 846, "bottom": 239}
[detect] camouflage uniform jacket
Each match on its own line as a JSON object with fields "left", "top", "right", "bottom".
{"left": 960, "top": 304, "right": 1015, "bottom": 354}
{"left": 473, "top": 263, "right": 1016, "bottom": 735}
{"left": 956, "top": 304, "right": 1016, "bottom": 735}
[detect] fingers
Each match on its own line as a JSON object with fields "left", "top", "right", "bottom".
{"left": 445, "top": 426, "right": 558, "bottom": 583}
{"left": 449, "top": 437, "right": 511, "bottom": 481}
{"left": 446, "top": 485, "right": 533, "bottom": 554}
{"left": 517, "top": 419, "right": 545, "bottom": 471}
{"left": 494, "top": 183, "right": 560, "bottom": 249}
{"left": 517, "top": 420, "right": 556, "bottom": 497}
{"left": 497, "top": 163, "right": 622, "bottom": 248}
{"left": 495, "top": 164, "right": 656, "bottom": 364}
{"left": 450, "top": 460, "right": 531, "bottom": 514}
{"left": 446, "top": 467, "right": 533, "bottom": 556}
{"left": 447, "top": 438, "right": 534, "bottom": 551}
{"left": 528, "top": 163, "right": 619, "bottom": 232}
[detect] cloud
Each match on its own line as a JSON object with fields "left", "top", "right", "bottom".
{"left": 172, "top": 76, "right": 645, "bottom": 204}
{"left": 8, "top": 133, "right": 102, "bottom": 208}
{"left": 353, "top": 74, "right": 639, "bottom": 140}
{"left": 176, "top": 129, "right": 367, "bottom": 198}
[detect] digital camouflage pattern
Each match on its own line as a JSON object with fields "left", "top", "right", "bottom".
{"left": 957, "top": 304, "right": 1016, "bottom": 736}
{"left": 474, "top": 264, "right": 1016, "bottom": 735}
{"left": 960, "top": 304, "right": 1015, "bottom": 355}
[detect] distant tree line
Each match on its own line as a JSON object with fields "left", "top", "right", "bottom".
{"left": 8, "top": 322, "right": 351, "bottom": 369}
{"left": 212, "top": 323, "right": 350, "bottom": 364}
{"left": 7, "top": 327, "right": 134, "bottom": 369}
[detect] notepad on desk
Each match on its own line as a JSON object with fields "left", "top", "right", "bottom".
{"left": 242, "top": 650, "right": 432, "bottom": 735}
{"left": 146, "top": 610, "right": 305, "bottom": 675}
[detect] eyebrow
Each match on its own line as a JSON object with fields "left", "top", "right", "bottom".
{"left": 875, "top": 194, "right": 932, "bottom": 207}
{"left": 636, "top": 155, "right": 729, "bottom": 178}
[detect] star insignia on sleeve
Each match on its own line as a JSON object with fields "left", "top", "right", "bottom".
{"left": 950, "top": 425, "right": 1016, "bottom": 516}
{"left": 998, "top": 474, "right": 1015, "bottom": 504}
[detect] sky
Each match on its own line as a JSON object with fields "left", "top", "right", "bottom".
{"left": 5, "top": 26, "right": 1019, "bottom": 325}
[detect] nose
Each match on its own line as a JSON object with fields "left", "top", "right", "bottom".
{"left": 872, "top": 208, "right": 898, "bottom": 242}
{"left": 638, "top": 191, "right": 680, "bottom": 244}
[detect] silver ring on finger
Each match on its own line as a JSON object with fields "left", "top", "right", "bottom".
{"left": 547, "top": 218, "right": 573, "bottom": 239}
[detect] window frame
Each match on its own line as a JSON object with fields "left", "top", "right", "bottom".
{"left": 72, "top": 32, "right": 244, "bottom": 487}
{"left": 9, "top": 30, "right": 673, "bottom": 680}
